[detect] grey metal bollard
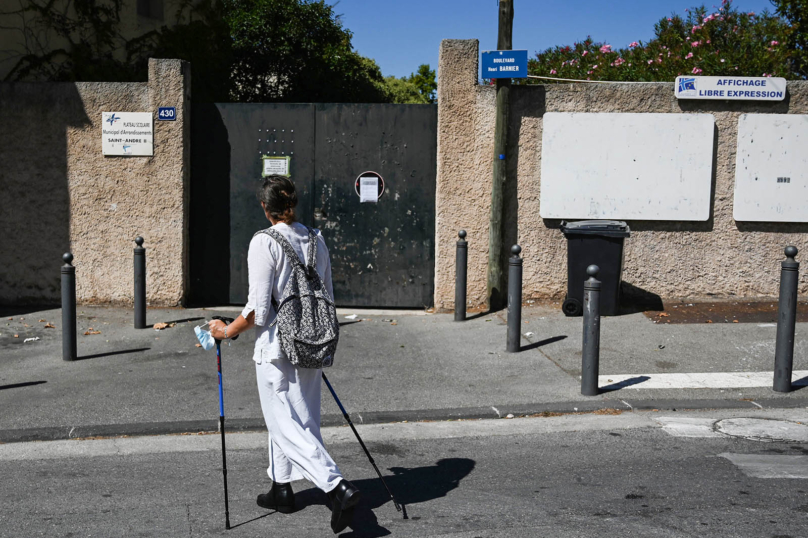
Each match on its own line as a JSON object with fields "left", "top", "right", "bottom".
{"left": 774, "top": 246, "right": 799, "bottom": 393}
{"left": 581, "top": 265, "right": 601, "bottom": 396}
{"left": 455, "top": 230, "right": 468, "bottom": 322}
{"left": 134, "top": 236, "right": 146, "bottom": 329}
{"left": 61, "top": 253, "right": 77, "bottom": 361}
{"left": 506, "top": 245, "right": 523, "bottom": 352}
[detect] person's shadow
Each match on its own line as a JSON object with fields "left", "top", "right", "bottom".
{"left": 292, "top": 458, "right": 476, "bottom": 537}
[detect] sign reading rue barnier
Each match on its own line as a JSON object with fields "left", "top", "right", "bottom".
{"left": 102, "top": 112, "right": 154, "bottom": 156}
{"left": 675, "top": 76, "right": 786, "bottom": 101}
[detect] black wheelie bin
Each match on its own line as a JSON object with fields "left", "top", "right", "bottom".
{"left": 560, "top": 220, "right": 630, "bottom": 317}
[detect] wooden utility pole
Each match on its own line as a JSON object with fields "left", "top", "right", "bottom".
{"left": 487, "top": 0, "right": 513, "bottom": 311}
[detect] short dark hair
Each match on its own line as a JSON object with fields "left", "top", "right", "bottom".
{"left": 257, "top": 175, "right": 298, "bottom": 223}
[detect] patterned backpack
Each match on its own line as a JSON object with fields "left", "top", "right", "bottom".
{"left": 255, "top": 226, "right": 339, "bottom": 368}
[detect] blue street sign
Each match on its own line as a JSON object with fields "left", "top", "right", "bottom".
{"left": 481, "top": 50, "right": 528, "bottom": 79}
{"left": 158, "top": 107, "right": 176, "bottom": 121}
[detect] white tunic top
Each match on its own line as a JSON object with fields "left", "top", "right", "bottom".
{"left": 241, "top": 222, "right": 334, "bottom": 364}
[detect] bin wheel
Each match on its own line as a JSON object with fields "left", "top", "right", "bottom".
{"left": 562, "top": 297, "right": 583, "bottom": 317}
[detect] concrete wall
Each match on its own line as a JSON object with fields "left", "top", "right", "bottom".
{"left": 435, "top": 39, "right": 808, "bottom": 311}
{"left": 0, "top": 58, "right": 190, "bottom": 306}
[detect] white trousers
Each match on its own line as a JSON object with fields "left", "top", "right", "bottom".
{"left": 255, "top": 358, "right": 343, "bottom": 493}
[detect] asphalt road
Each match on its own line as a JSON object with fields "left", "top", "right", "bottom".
{"left": 2, "top": 409, "right": 807, "bottom": 537}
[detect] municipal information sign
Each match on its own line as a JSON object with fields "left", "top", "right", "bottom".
{"left": 481, "top": 50, "right": 528, "bottom": 79}
{"left": 675, "top": 76, "right": 786, "bottom": 101}
{"left": 102, "top": 112, "right": 153, "bottom": 156}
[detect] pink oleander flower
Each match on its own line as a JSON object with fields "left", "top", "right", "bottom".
{"left": 656, "top": 58, "right": 662, "bottom": 64}
{"left": 667, "top": 18, "right": 672, "bottom": 21}
{"left": 550, "top": 69, "right": 557, "bottom": 74}
{"left": 771, "top": 40, "right": 779, "bottom": 46}
{"left": 592, "top": 65, "right": 598, "bottom": 69}
{"left": 691, "top": 41, "right": 701, "bottom": 47}
{"left": 614, "top": 57, "right": 625, "bottom": 66}
{"left": 629, "top": 41, "right": 639, "bottom": 48}
{"left": 706, "top": 40, "right": 711, "bottom": 44}
{"left": 720, "top": 59, "right": 725, "bottom": 63}
{"left": 587, "top": 71, "right": 593, "bottom": 75}
{"left": 748, "top": 12, "right": 755, "bottom": 17}
{"left": 599, "top": 44, "right": 612, "bottom": 54}
{"left": 762, "top": 73, "right": 768, "bottom": 77}
{"left": 648, "top": 59, "right": 654, "bottom": 64}
{"left": 628, "top": 63, "right": 632, "bottom": 66}
{"left": 692, "top": 67, "right": 703, "bottom": 74}
{"left": 582, "top": 50, "right": 588, "bottom": 56}
{"left": 691, "top": 25, "right": 701, "bottom": 34}
{"left": 686, "top": 52, "right": 694, "bottom": 59}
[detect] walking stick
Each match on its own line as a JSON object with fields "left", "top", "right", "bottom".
{"left": 321, "top": 373, "right": 406, "bottom": 518}
{"left": 216, "top": 340, "right": 231, "bottom": 530}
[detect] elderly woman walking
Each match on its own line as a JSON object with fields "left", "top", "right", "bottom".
{"left": 209, "top": 175, "right": 360, "bottom": 534}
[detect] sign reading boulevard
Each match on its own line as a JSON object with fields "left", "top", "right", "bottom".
{"left": 102, "top": 112, "right": 154, "bottom": 156}
{"left": 481, "top": 50, "right": 528, "bottom": 79}
{"left": 675, "top": 76, "right": 786, "bottom": 101}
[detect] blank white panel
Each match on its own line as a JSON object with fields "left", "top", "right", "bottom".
{"left": 734, "top": 114, "right": 808, "bottom": 222}
{"left": 539, "top": 113, "right": 715, "bottom": 221}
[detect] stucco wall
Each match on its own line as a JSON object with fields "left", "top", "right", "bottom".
{"left": 436, "top": 39, "right": 808, "bottom": 311}
{"left": 0, "top": 58, "right": 190, "bottom": 306}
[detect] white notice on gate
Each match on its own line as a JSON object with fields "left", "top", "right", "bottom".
{"left": 262, "top": 156, "right": 290, "bottom": 177}
{"left": 360, "top": 176, "right": 378, "bottom": 203}
{"left": 102, "top": 112, "right": 153, "bottom": 156}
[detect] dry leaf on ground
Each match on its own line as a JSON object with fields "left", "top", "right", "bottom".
{"left": 38, "top": 319, "right": 46, "bottom": 323}
{"left": 658, "top": 313, "right": 670, "bottom": 317}
{"left": 83, "top": 328, "right": 101, "bottom": 335}
{"left": 13, "top": 334, "right": 19, "bottom": 338}
{"left": 44, "top": 323, "right": 55, "bottom": 329}
{"left": 153, "top": 322, "right": 176, "bottom": 330}
{"left": 195, "top": 343, "right": 202, "bottom": 348}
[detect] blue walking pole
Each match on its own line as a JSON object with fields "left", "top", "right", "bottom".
{"left": 321, "top": 373, "right": 405, "bottom": 517}
{"left": 216, "top": 340, "right": 231, "bottom": 530}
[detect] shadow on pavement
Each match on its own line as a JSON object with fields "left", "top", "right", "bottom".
{"left": 76, "top": 348, "right": 150, "bottom": 361}
{"left": 521, "top": 335, "right": 566, "bottom": 352}
{"left": 0, "top": 380, "right": 47, "bottom": 391}
{"left": 600, "top": 376, "right": 651, "bottom": 392}
{"left": 292, "top": 458, "right": 476, "bottom": 537}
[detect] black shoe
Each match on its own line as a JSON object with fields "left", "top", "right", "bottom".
{"left": 327, "top": 479, "right": 361, "bottom": 534}
{"left": 257, "top": 482, "right": 295, "bottom": 514}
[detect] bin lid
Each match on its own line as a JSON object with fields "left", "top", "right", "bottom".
{"left": 560, "top": 220, "right": 630, "bottom": 238}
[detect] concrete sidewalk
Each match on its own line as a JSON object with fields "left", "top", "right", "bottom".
{"left": 0, "top": 303, "right": 806, "bottom": 443}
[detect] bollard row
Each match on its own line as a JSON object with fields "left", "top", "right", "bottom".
{"left": 774, "top": 246, "right": 799, "bottom": 393}
{"left": 61, "top": 253, "right": 77, "bottom": 361}
{"left": 134, "top": 236, "right": 147, "bottom": 329}
{"left": 455, "top": 230, "right": 467, "bottom": 322}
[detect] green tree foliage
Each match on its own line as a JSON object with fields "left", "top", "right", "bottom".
{"left": 384, "top": 64, "right": 437, "bottom": 104}
{"left": 771, "top": 0, "right": 808, "bottom": 77}
{"left": 527, "top": 0, "right": 793, "bottom": 83}
{"left": 4, "top": 0, "right": 392, "bottom": 103}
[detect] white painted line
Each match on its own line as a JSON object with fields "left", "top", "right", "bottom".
{"left": 750, "top": 401, "right": 764, "bottom": 409}
{"left": 719, "top": 453, "right": 808, "bottom": 479}
{"left": 655, "top": 417, "right": 723, "bottom": 438}
{"left": 600, "top": 370, "right": 808, "bottom": 390}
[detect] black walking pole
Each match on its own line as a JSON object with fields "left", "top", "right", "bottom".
{"left": 134, "top": 237, "right": 146, "bottom": 329}
{"left": 455, "top": 230, "right": 468, "bottom": 321}
{"left": 581, "top": 265, "right": 601, "bottom": 396}
{"left": 774, "top": 246, "right": 800, "bottom": 393}
{"left": 506, "top": 245, "right": 523, "bottom": 352}
{"left": 61, "top": 253, "right": 77, "bottom": 361}
{"left": 321, "top": 373, "right": 406, "bottom": 518}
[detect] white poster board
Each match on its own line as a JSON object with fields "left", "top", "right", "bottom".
{"left": 539, "top": 113, "right": 715, "bottom": 221}
{"left": 262, "top": 155, "right": 290, "bottom": 177}
{"left": 733, "top": 114, "right": 808, "bottom": 222}
{"left": 102, "top": 112, "right": 153, "bottom": 156}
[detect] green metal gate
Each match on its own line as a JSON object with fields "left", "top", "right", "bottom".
{"left": 190, "top": 103, "right": 437, "bottom": 308}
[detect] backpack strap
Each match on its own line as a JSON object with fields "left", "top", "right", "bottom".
{"left": 304, "top": 226, "right": 318, "bottom": 270}
{"left": 254, "top": 228, "right": 305, "bottom": 267}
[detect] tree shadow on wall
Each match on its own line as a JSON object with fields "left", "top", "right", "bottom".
{"left": 0, "top": 83, "right": 89, "bottom": 306}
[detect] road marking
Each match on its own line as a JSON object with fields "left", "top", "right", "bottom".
{"left": 719, "top": 453, "right": 808, "bottom": 478}
{"left": 654, "top": 416, "right": 723, "bottom": 438}
{"left": 599, "top": 370, "right": 808, "bottom": 390}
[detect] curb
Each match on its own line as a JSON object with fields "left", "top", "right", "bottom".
{"left": 1, "top": 398, "right": 806, "bottom": 444}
